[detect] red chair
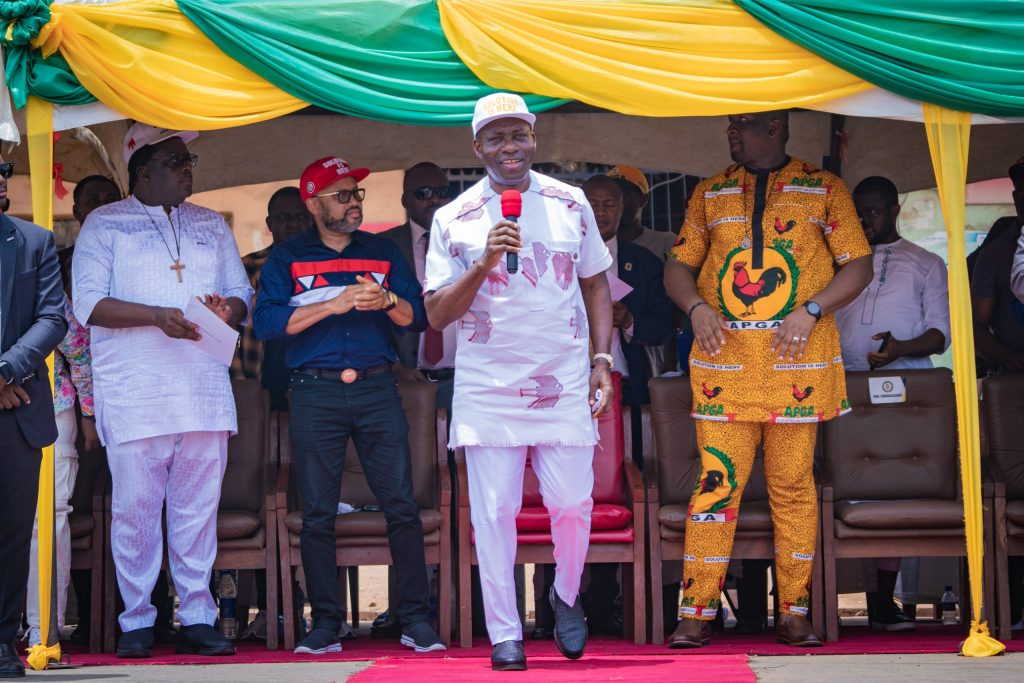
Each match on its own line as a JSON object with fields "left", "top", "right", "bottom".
{"left": 454, "top": 372, "right": 646, "bottom": 646}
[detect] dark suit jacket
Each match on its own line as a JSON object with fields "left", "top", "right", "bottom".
{"left": 0, "top": 214, "right": 68, "bottom": 447}
{"left": 617, "top": 238, "right": 673, "bottom": 405}
{"left": 378, "top": 222, "right": 420, "bottom": 368}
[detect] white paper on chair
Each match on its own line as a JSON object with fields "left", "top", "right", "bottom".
{"left": 184, "top": 297, "right": 240, "bottom": 367}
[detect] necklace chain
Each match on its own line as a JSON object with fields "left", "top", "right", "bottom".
{"left": 142, "top": 204, "right": 182, "bottom": 263}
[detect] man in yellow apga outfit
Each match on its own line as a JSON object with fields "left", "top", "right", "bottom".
{"left": 664, "top": 111, "right": 872, "bottom": 647}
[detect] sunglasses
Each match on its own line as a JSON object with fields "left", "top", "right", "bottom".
{"left": 152, "top": 153, "right": 199, "bottom": 170}
{"left": 412, "top": 185, "right": 452, "bottom": 201}
{"left": 0, "top": 162, "right": 13, "bottom": 179}
{"left": 315, "top": 187, "right": 366, "bottom": 204}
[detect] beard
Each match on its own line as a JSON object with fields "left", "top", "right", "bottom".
{"left": 323, "top": 212, "right": 362, "bottom": 234}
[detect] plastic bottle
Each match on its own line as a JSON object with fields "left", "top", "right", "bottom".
{"left": 941, "top": 585, "right": 958, "bottom": 626}
{"left": 218, "top": 571, "right": 239, "bottom": 640}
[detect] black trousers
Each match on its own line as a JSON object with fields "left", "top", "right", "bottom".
{"left": 0, "top": 411, "right": 42, "bottom": 643}
{"left": 290, "top": 371, "right": 429, "bottom": 632}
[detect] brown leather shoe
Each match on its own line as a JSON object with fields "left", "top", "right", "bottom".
{"left": 776, "top": 613, "right": 822, "bottom": 647}
{"left": 667, "top": 618, "right": 710, "bottom": 648}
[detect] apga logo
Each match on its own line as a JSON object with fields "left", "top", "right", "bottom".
{"left": 717, "top": 246, "right": 798, "bottom": 321}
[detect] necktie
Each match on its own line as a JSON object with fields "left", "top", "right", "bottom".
{"left": 424, "top": 325, "right": 444, "bottom": 366}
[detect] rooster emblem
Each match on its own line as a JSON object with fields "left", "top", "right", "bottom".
{"left": 520, "top": 375, "right": 563, "bottom": 409}
{"left": 732, "top": 261, "right": 787, "bottom": 317}
{"left": 792, "top": 384, "right": 814, "bottom": 402}
{"left": 774, "top": 217, "right": 797, "bottom": 234}
{"left": 701, "top": 382, "right": 722, "bottom": 399}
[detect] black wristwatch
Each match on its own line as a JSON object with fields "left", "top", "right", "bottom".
{"left": 803, "top": 301, "right": 822, "bottom": 321}
{"left": 382, "top": 291, "right": 398, "bottom": 312}
{"left": 0, "top": 361, "right": 14, "bottom": 386}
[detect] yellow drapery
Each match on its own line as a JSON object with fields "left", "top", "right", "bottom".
{"left": 438, "top": 0, "right": 871, "bottom": 116}
{"left": 24, "top": 95, "right": 61, "bottom": 671}
{"left": 921, "top": 102, "right": 1004, "bottom": 658}
{"left": 32, "top": 0, "right": 304, "bottom": 130}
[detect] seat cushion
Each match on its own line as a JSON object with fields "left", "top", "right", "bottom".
{"left": 218, "top": 510, "right": 261, "bottom": 540}
{"left": 284, "top": 509, "right": 442, "bottom": 537}
{"left": 516, "top": 504, "right": 631, "bottom": 532}
{"left": 1006, "top": 500, "right": 1024, "bottom": 526}
{"left": 833, "top": 519, "right": 964, "bottom": 540}
{"left": 69, "top": 512, "right": 94, "bottom": 540}
{"left": 472, "top": 528, "right": 635, "bottom": 545}
{"left": 834, "top": 499, "right": 963, "bottom": 529}
{"left": 218, "top": 527, "right": 266, "bottom": 551}
{"left": 658, "top": 501, "right": 772, "bottom": 533}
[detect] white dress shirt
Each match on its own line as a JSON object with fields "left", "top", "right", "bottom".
{"left": 411, "top": 219, "right": 457, "bottom": 370}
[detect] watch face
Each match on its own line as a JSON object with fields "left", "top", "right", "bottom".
{"left": 806, "top": 302, "right": 821, "bottom": 318}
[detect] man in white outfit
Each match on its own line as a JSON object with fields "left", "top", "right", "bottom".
{"left": 424, "top": 93, "right": 614, "bottom": 671}
{"left": 73, "top": 124, "right": 253, "bottom": 658}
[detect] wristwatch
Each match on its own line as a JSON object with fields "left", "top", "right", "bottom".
{"left": 0, "top": 361, "right": 14, "bottom": 386}
{"left": 592, "top": 352, "right": 614, "bottom": 369}
{"left": 382, "top": 291, "right": 398, "bottom": 312}
{"left": 803, "top": 301, "right": 823, "bottom": 321}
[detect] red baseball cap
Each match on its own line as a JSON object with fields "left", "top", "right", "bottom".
{"left": 300, "top": 156, "right": 371, "bottom": 200}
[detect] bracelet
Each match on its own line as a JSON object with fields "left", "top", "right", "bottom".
{"left": 592, "top": 352, "right": 614, "bottom": 369}
{"left": 687, "top": 301, "right": 708, "bottom": 317}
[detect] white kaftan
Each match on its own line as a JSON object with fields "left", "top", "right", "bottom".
{"left": 425, "top": 172, "right": 612, "bottom": 448}
{"left": 72, "top": 196, "right": 254, "bottom": 446}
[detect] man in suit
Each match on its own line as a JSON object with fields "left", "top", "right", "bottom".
{"left": 0, "top": 156, "right": 68, "bottom": 678}
{"left": 376, "top": 161, "right": 455, "bottom": 638}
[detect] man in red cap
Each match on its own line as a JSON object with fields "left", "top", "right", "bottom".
{"left": 254, "top": 156, "right": 444, "bottom": 655}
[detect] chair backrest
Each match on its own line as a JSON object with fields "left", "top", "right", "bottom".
{"left": 822, "top": 368, "right": 957, "bottom": 502}
{"left": 339, "top": 380, "right": 439, "bottom": 510}
{"left": 222, "top": 378, "right": 269, "bottom": 513}
{"left": 648, "top": 376, "right": 700, "bottom": 507}
{"left": 981, "top": 374, "right": 1024, "bottom": 500}
{"left": 522, "top": 372, "right": 625, "bottom": 506}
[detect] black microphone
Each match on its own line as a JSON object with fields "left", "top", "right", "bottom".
{"left": 500, "top": 189, "right": 522, "bottom": 274}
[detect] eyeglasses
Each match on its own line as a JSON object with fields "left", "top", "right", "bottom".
{"left": 0, "top": 162, "right": 14, "bottom": 179}
{"left": 153, "top": 153, "right": 199, "bottom": 170}
{"left": 411, "top": 185, "right": 452, "bottom": 201}
{"left": 314, "top": 187, "right": 366, "bottom": 204}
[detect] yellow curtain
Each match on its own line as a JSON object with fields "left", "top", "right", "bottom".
{"left": 921, "top": 102, "right": 1004, "bottom": 658}
{"left": 33, "top": 0, "right": 304, "bottom": 130}
{"left": 25, "top": 95, "right": 60, "bottom": 671}
{"left": 438, "top": 0, "right": 871, "bottom": 116}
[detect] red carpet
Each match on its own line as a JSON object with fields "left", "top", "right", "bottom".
{"left": 51, "top": 626, "right": 1024, "bottom": 668}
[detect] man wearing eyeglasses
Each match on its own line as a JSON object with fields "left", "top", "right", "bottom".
{"left": 0, "top": 156, "right": 68, "bottom": 678}
{"left": 72, "top": 123, "right": 253, "bottom": 659}
{"left": 254, "top": 156, "right": 445, "bottom": 656}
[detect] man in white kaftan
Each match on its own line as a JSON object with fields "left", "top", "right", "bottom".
{"left": 424, "top": 93, "right": 614, "bottom": 671}
{"left": 72, "top": 124, "right": 253, "bottom": 658}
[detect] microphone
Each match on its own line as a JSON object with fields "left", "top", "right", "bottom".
{"left": 500, "top": 190, "right": 522, "bottom": 274}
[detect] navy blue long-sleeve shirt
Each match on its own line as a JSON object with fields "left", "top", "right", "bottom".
{"left": 253, "top": 228, "right": 426, "bottom": 370}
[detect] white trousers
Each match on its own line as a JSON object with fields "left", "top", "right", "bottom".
{"left": 26, "top": 409, "right": 79, "bottom": 631}
{"left": 107, "top": 431, "right": 228, "bottom": 631}
{"left": 466, "top": 444, "right": 594, "bottom": 644}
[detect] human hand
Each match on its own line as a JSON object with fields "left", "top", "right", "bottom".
{"left": 352, "top": 274, "right": 390, "bottom": 311}
{"left": 690, "top": 302, "right": 730, "bottom": 356}
{"left": 153, "top": 307, "right": 201, "bottom": 341}
{"left": 589, "top": 362, "right": 613, "bottom": 417}
{"left": 0, "top": 383, "right": 30, "bottom": 410}
{"left": 203, "top": 293, "right": 233, "bottom": 324}
{"left": 612, "top": 302, "right": 633, "bottom": 330}
{"left": 479, "top": 219, "right": 521, "bottom": 271}
{"left": 867, "top": 332, "right": 902, "bottom": 369}
{"left": 394, "top": 363, "right": 427, "bottom": 383}
{"left": 80, "top": 417, "right": 101, "bottom": 452}
{"left": 771, "top": 307, "right": 817, "bottom": 360}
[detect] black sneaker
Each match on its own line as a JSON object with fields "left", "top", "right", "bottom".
{"left": 294, "top": 627, "right": 342, "bottom": 655}
{"left": 175, "top": 624, "right": 236, "bottom": 656}
{"left": 870, "top": 601, "right": 916, "bottom": 632}
{"left": 400, "top": 621, "right": 446, "bottom": 653}
{"left": 116, "top": 627, "right": 154, "bottom": 658}
{"left": 371, "top": 609, "right": 402, "bottom": 639}
{"left": 550, "top": 586, "right": 587, "bottom": 660}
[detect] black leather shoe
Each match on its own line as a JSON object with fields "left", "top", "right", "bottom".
{"left": 175, "top": 624, "right": 236, "bottom": 656}
{"left": 529, "top": 625, "right": 553, "bottom": 640}
{"left": 667, "top": 618, "right": 710, "bottom": 648}
{"left": 491, "top": 639, "right": 526, "bottom": 671}
{"left": 116, "top": 627, "right": 154, "bottom": 659}
{"left": 0, "top": 644, "right": 25, "bottom": 678}
{"left": 549, "top": 586, "right": 587, "bottom": 660}
{"left": 371, "top": 609, "right": 403, "bottom": 639}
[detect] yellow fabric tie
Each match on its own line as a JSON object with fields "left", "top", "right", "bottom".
{"left": 922, "top": 101, "right": 1004, "bottom": 658}
{"left": 438, "top": 0, "right": 871, "bottom": 116}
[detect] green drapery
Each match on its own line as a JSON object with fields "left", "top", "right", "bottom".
{"left": 175, "top": 0, "right": 566, "bottom": 125}
{"left": 735, "top": 0, "right": 1024, "bottom": 118}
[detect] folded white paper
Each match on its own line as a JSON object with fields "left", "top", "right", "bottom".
{"left": 606, "top": 271, "right": 634, "bottom": 302}
{"left": 184, "top": 297, "right": 240, "bottom": 367}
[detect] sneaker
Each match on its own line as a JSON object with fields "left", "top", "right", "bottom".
{"left": 400, "top": 622, "right": 446, "bottom": 653}
{"left": 176, "top": 623, "right": 236, "bottom": 656}
{"left": 294, "top": 627, "right": 342, "bottom": 655}
{"left": 116, "top": 627, "right": 154, "bottom": 658}
{"left": 869, "top": 601, "right": 915, "bottom": 632}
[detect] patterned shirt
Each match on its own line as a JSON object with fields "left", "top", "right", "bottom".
{"left": 72, "top": 196, "right": 254, "bottom": 446}
{"left": 671, "top": 157, "right": 870, "bottom": 423}
{"left": 53, "top": 297, "right": 94, "bottom": 417}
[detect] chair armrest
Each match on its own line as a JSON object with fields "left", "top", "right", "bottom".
{"left": 275, "top": 460, "right": 292, "bottom": 513}
{"left": 436, "top": 409, "right": 452, "bottom": 506}
{"left": 264, "top": 461, "right": 278, "bottom": 515}
{"left": 982, "top": 450, "right": 1007, "bottom": 500}
{"left": 453, "top": 447, "right": 470, "bottom": 504}
{"left": 91, "top": 459, "right": 109, "bottom": 516}
{"left": 623, "top": 457, "right": 646, "bottom": 504}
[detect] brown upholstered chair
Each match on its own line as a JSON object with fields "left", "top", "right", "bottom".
{"left": 454, "top": 373, "right": 647, "bottom": 646}
{"left": 67, "top": 441, "right": 107, "bottom": 653}
{"left": 820, "top": 368, "right": 995, "bottom": 642}
{"left": 276, "top": 380, "right": 452, "bottom": 649}
{"left": 646, "top": 376, "right": 824, "bottom": 644}
{"left": 980, "top": 374, "right": 1024, "bottom": 640}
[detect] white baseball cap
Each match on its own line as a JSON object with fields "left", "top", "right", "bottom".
{"left": 471, "top": 93, "right": 536, "bottom": 137}
{"left": 124, "top": 122, "right": 199, "bottom": 163}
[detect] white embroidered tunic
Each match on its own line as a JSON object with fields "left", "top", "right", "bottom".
{"left": 424, "top": 172, "right": 612, "bottom": 448}
{"left": 72, "top": 196, "right": 254, "bottom": 447}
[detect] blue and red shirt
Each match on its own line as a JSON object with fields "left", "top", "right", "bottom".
{"left": 254, "top": 228, "right": 426, "bottom": 370}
